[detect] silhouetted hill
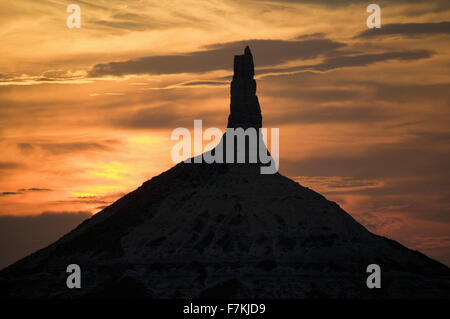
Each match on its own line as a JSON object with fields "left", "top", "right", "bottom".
{"left": 1, "top": 47, "right": 449, "bottom": 298}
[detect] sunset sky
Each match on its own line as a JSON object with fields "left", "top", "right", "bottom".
{"left": 0, "top": 0, "right": 449, "bottom": 268}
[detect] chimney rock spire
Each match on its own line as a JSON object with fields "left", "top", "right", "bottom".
{"left": 227, "top": 46, "right": 262, "bottom": 129}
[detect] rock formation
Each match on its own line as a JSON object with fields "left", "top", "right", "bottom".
{"left": 1, "top": 47, "right": 449, "bottom": 298}
{"left": 227, "top": 46, "right": 262, "bottom": 129}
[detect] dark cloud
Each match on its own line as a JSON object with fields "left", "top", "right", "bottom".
{"left": 54, "top": 193, "right": 124, "bottom": 207}
{"left": 179, "top": 80, "right": 228, "bottom": 87}
{"left": 89, "top": 35, "right": 432, "bottom": 84}
{"left": 357, "top": 22, "right": 450, "bottom": 38}
{"left": 0, "top": 211, "right": 92, "bottom": 270}
{"left": 373, "top": 83, "right": 450, "bottom": 102}
{"left": 0, "top": 188, "right": 52, "bottom": 197}
{"left": 295, "top": 176, "right": 381, "bottom": 191}
{"left": 0, "top": 192, "right": 21, "bottom": 196}
{"left": 295, "top": 33, "right": 326, "bottom": 40}
{"left": 316, "top": 50, "right": 433, "bottom": 70}
{"left": 58, "top": 198, "right": 107, "bottom": 205}
{"left": 0, "top": 161, "right": 24, "bottom": 171}
{"left": 17, "top": 188, "right": 52, "bottom": 192}
{"left": 407, "top": 130, "right": 450, "bottom": 144}
{"left": 17, "top": 143, "right": 33, "bottom": 154}
{"left": 17, "top": 139, "right": 121, "bottom": 155}
{"left": 260, "top": 50, "right": 434, "bottom": 75}
{"left": 89, "top": 39, "right": 345, "bottom": 77}
{"left": 37, "top": 142, "right": 115, "bottom": 155}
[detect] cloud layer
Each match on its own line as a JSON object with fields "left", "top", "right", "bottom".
{"left": 0, "top": 212, "right": 92, "bottom": 270}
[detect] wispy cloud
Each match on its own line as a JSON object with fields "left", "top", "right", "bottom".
{"left": 357, "top": 21, "right": 450, "bottom": 38}
{"left": 0, "top": 188, "right": 53, "bottom": 197}
{"left": 258, "top": 50, "right": 434, "bottom": 77}
{"left": 17, "top": 140, "right": 122, "bottom": 155}
{"left": 0, "top": 161, "right": 25, "bottom": 171}
{"left": 0, "top": 70, "right": 90, "bottom": 86}
{"left": 88, "top": 39, "right": 345, "bottom": 77}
